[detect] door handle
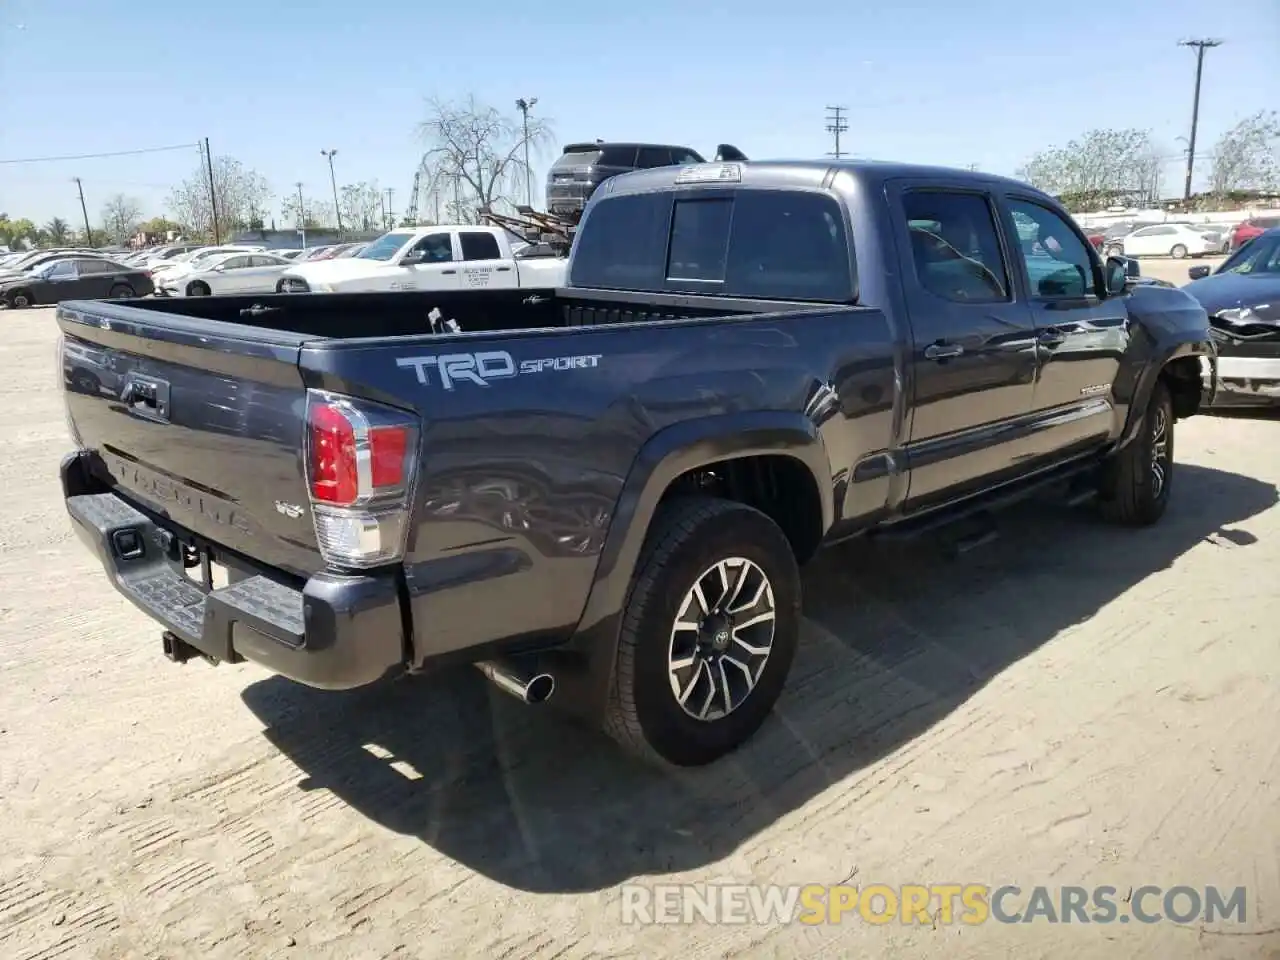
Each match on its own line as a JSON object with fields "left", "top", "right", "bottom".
{"left": 441, "top": 269, "right": 457, "bottom": 275}
{"left": 495, "top": 266, "right": 512, "bottom": 273}
{"left": 924, "top": 342, "right": 964, "bottom": 361}
{"left": 1038, "top": 331, "right": 1066, "bottom": 347}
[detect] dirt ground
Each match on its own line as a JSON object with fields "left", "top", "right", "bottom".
{"left": 3, "top": 296, "right": 1278, "bottom": 960}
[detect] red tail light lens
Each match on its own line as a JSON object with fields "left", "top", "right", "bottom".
{"left": 370, "top": 426, "right": 407, "bottom": 487}
{"left": 309, "top": 403, "right": 359, "bottom": 504}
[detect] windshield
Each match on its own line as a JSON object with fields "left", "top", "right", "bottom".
{"left": 356, "top": 232, "right": 414, "bottom": 261}
{"left": 1218, "top": 234, "right": 1280, "bottom": 276}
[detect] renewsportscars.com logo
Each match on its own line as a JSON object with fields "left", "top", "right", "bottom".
{"left": 396, "top": 350, "right": 603, "bottom": 391}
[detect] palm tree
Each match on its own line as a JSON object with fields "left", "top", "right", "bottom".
{"left": 43, "top": 217, "right": 70, "bottom": 245}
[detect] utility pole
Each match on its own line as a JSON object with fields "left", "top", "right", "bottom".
{"left": 515, "top": 96, "right": 538, "bottom": 207}
{"left": 295, "top": 182, "right": 307, "bottom": 249}
{"left": 825, "top": 106, "right": 849, "bottom": 160}
{"left": 73, "top": 177, "right": 93, "bottom": 245}
{"left": 321, "top": 149, "right": 343, "bottom": 233}
{"left": 1179, "top": 38, "right": 1223, "bottom": 201}
{"left": 385, "top": 188, "right": 395, "bottom": 227}
{"left": 203, "top": 137, "right": 220, "bottom": 244}
{"left": 380, "top": 191, "right": 388, "bottom": 230}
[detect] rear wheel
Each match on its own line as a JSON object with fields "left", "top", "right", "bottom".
{"left": 603, "top": 497, "right": 801, "bottom": 766}
{"left": 1097, "top": 378, "right": 1174, "bottom": 526}
{"left": 108, "top": 284, "right": 134, "bottom": 299}
{"left": 1170, "top": 244, "right": 1188, "bottom": 259}
{"left": 186, "top": 281, "right": 210, "bottom": 297}
{"left": 7, "top": 289, "right": 33, "bottom": 309}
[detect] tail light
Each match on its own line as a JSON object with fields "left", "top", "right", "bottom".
{"left": 304, "top": 389, "right": 420, "bottom": 568}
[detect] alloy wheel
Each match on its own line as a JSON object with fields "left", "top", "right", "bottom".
{"left": 1150, "top": 406, "right": 1169, "bottom": 498}
{"left": 667, "top": 557, "right": 776, "bottom": 721}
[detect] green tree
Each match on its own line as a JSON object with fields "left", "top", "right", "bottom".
{"left": 138, "top": 216, "right": 183, "bottom": 239}
{"left": 339, "top": 182, "right": 382, "bottom": 233}
{"left": 101, "top": 194, "right": 143, "bottom": 244}
{"left": 0, "top": 217, "right": 38, "bottom": 248}
{"left": 1209, "top": 110, "right": 1280, "bottom": 195}
{"left": 43, "top": 217, "right": 71, "bottom": 245}
{"left": 1016, "top": 129, "right": 1165, "bottom": 211}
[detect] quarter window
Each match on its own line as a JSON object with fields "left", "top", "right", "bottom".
{"left": 1007, "top": 199, "right": 1095, "bottom": 298}
{"left": 902, "top": 191, "right": 1010, "bottom": 303}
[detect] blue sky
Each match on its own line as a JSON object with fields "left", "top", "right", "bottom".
{"left": 1, "top": 0, "right": 1276, "bottom": 226}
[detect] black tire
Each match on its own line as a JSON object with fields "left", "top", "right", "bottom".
{"left": 7, "top": 288, "right": 34, "bottom": 309}
{"left": 1170, "top": 244, "right": 1188, "bottom": 259}
{"left": 108, "top": 284, "right": 134, "bottom": 299}
{"left": 1097, "top": 378, "right": 1174, "bottom": 526}
{"left": 603, "top": 496, "right": 801, "bottom": 766}
{"left": 187, "top": 281, "right": 210, "bottom": 297}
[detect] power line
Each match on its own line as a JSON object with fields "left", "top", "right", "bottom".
{"left": 825, "top": 106, "right": 849, "bottom": 159}
{"left": 0, "top": 143, "right": 199, "bottom": 165}
{"left": 1178, "top": 38, "right": 1223, "bottom": 200}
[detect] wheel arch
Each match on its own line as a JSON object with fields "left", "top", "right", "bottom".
{"left": 576, "top": 411, "right": 833, "bottom": 637}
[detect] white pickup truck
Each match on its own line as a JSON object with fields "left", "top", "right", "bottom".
{"left": 276, "top": 225, "right": 566, "bottom": 294}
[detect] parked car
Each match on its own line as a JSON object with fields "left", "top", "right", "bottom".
{"left": 1, "top": 256, "right": 153, "bottom": 308}
{"left": 296, "top": 246, "right": 335, "bottom": 262}
{"left": 1110, "top": 222, "right": 1222, "bottom": 259}
{"left": 156, "top": 251, "right": 296, "bottom": 297}
{"left": 0, "top": 248, "right": 105, "bottom": 279}
{"left": 1226, "top": 216, "right": 1280, "bottom": 252}
{"left": 546, "top": 141, "right": 706, "bottom": 218}
{"left": 151, "top": 245, "right": 265, "bottom": 285}
{"left": 276, "top": 225, "right": 566, "bottom": 293}
{"left": 1184, "top": 227, "right": 1280, "bottom": 406}
{"left": 56, "top": 159, "right": 1212, "bottom": 767}
{"left": 334, "top": 243, "right": 368, "bottom": 258}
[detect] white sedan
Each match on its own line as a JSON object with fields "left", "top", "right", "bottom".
{"left": 1115, "top": 223, "right": 1223, "bottom": 259}
{"left": 158, "top": 252, "right": 296, "bottom": 297}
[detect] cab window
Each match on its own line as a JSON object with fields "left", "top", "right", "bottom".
{"left": 902, "top": 190, "right": 1010, "bottom": 303}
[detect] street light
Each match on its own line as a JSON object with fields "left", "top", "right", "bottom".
{"left": 515, "top": 97, "right": 538, "bottom": 208}
{"left": 321, "top": 148, "right": 343, "bottom": 232}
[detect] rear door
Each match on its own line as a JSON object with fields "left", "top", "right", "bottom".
{"left": 887, "top": 181, "right": 1039, "bottom": 509}
{"left": 73, "top": 259, "right": 118, "bottom": 297}
{"left": 58, "top": 306, "right": 323, "bottom": 576}
{"left": 41, "top": 260, "right": 91, "bottom": 301}
{"left": 457, "top": 231, "right": 519, "bottom": 290}
{"left": 997, "top": 193, "right": 1126, "bottom": 458}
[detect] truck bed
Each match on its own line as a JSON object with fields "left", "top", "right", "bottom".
{"left": 96, "top": 287, "right": 832, "bottom": 340}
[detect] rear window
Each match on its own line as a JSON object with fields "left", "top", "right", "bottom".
{"left": 569, "top": 189, "right": 853, "bottom": 302}
{"left": 553, "top": 149, "right": 602, "bottom": 169}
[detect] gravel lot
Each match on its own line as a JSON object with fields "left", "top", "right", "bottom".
{"left": 3, "top": 294, "right": 1278, "bottom": 959}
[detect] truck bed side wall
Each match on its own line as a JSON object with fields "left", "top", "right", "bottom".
{"left": 298, "top": 306, "right": 898, "bottom": 667}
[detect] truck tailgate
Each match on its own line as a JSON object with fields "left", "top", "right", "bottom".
{"left": 58, "top": 303, "right": 322, "bottom": 577}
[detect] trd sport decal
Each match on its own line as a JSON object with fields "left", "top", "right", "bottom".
{"left": 396, "top": 350, "right": 603, "bottom": 390}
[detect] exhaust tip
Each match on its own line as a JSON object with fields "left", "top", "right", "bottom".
{"left": 525, "top": 673, "right": 555, "bottom": 704}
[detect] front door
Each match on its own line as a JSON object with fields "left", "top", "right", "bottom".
{"left": 888, "top": 182, "right": 1039, "bottom": 510}
{"left": 399, "top": 232, "right": 462, "bottom": 291}
{"left": 999, "top": 195, "right": 1127, "bottom": 460}
{"left": 40, "top": 259, "right": 91, "bottom": 302}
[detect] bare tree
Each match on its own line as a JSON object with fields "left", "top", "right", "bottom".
{"left": 339, "top": 182, "right": 382, "bottom": 232}
{"left": 101, "top": 194, "right": 143, "bottom": 244}
{"left": 1209, "top": 110, "right": 1280, "bottom": 195}
{"left": 417, "top": 95, "right": 554, "bottom": 222}
{"left": 280, "top": 194, "right": 335, "bottom": 231}
{"left": 1017, "top": 129, "right": 1166, "bottom": 210}
{"left": 167, "top": 156, "right": 272, "bottom": 238}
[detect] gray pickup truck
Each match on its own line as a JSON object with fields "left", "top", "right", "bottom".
{"left": 57, "top": 159, "right": 1215, "bottom": 767}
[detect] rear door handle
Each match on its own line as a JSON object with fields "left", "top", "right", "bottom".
{"left": 924, "top": 342, "right": 964, "bottom": 360}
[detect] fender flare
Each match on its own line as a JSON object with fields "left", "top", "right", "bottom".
{"left": 1117, "top": 339, "right": 1214, "bottom": 449}
{"left": 574, "top": 410, "right": 834, "bottom": 635}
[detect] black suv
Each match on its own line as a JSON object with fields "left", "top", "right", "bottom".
{"left": 546, "top": 142, "right": 705, "bottom": 218}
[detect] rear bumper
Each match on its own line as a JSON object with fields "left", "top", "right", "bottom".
{"left": 61, "top": 452, "right": 406, "bottom": 690}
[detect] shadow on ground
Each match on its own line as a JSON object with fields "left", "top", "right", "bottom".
{"left": 241, "top": 463, "right": 1276, "bottom": 894}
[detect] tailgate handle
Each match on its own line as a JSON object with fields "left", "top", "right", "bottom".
{"left": 120, "top": 374, "right": 171, "bottom": 422}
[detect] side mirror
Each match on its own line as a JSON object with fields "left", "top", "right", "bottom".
{"left": 1188, "top": 265, "right": 1211, "bottom": 281}
{"left": 399, "top": 250, "right": 424, "bottom": 265}
{"left": 1103, "top": 256, "right": 1129, "bottom": 296}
